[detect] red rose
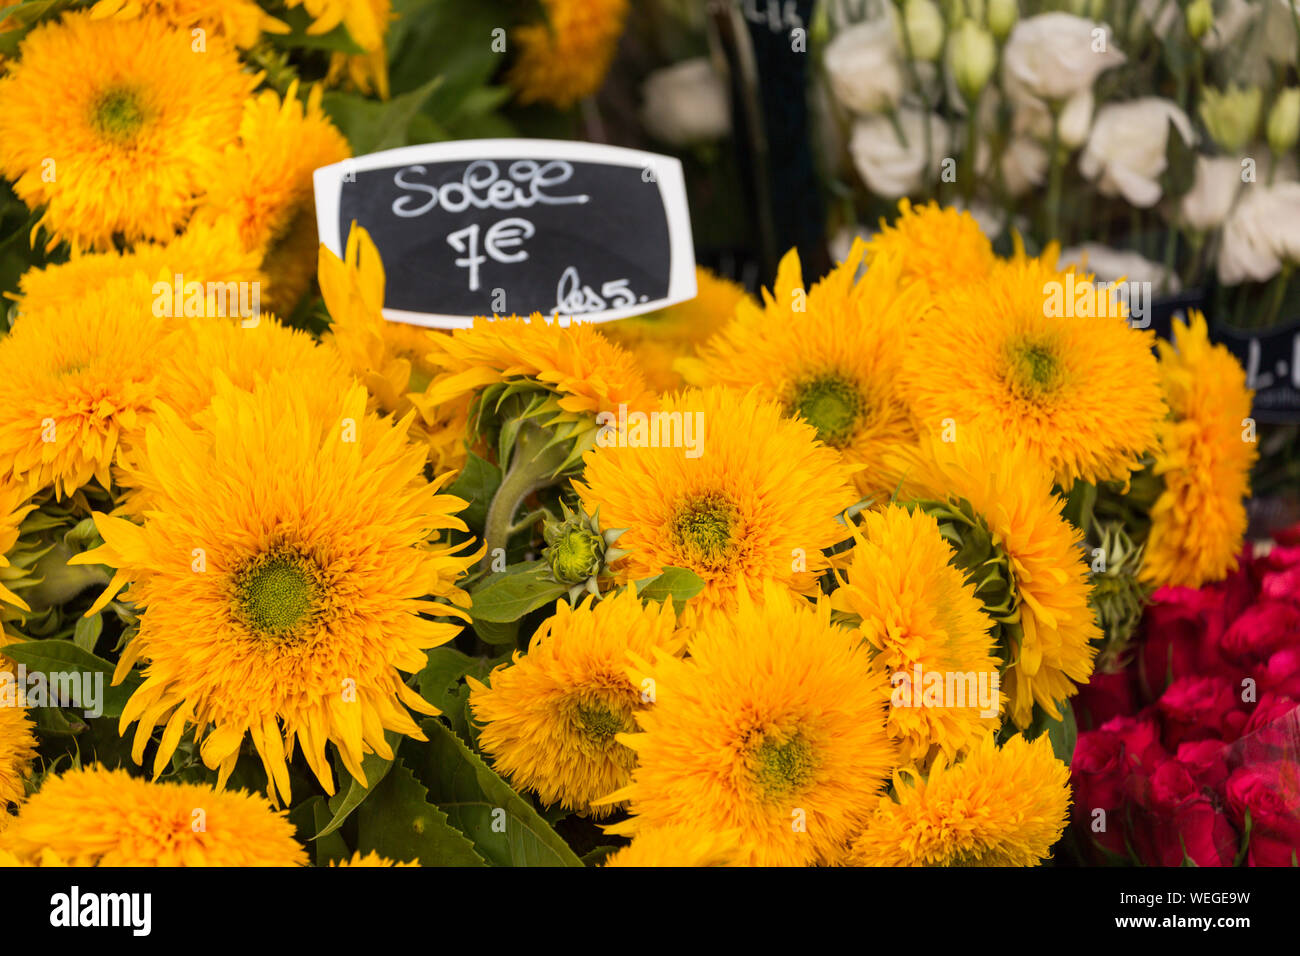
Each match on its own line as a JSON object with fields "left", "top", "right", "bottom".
{"left": 1158, "top": 676, "right": 1247, "bottom": 748}
{"left": 1131, "top": 760, "right": 1236, "bottom": 866}
{"left": 1071, "top": 730, "right": 1130, "bottom": 860}
{"left": 1099, "top": 714, "right": 1167, "bottom": 773}
{"left": 1074, "top": 668, "right": 1137, "bottom": 731}
{"left": 1226, "top": 764, "right": 1300, "bottom": 866}
{"left": 1140, "top": 587, "right": 1229, "bottom": 699}
{"left": 1233, "top": 696, "right": 1300, "bottom": 767}
{"left": 1219, "top": 602, "right": 1300, "bottom": 664}
{"left": 1177, "top": 739, "right": 1230, "bottom": 792}
{"left": 1272, "top": 523, "right": 1300, "bottom": 547}
{"left": 1260, "top": 647, "right": 1300, "bottom": 699}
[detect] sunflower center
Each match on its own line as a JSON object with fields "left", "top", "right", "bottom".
{"left": 670, "top": 492, "right": 740, "bottom": 566}
{"left": 576, "top": 704, "right": 625, "bottom": 742}
{"left": 752, "top": 733, "right": 817, "bottom": 800}
{"left": 91, "top": 86, "right": 150, "bottom": 145}
{"left": 232, "top": 549, "right": 323, "bottom": 639}
{"left": 789, "top": 375, "right": 862, "bottom": 447}
{"left": 1005, "top": 338, "right": 1064, "bottom": 400}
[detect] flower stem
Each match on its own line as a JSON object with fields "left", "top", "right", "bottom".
{"left": 1045, "top": 103, "right": 1064, "bottom": 244}
{"left": 481, "top": 422, "right": 570, "bottom": 570}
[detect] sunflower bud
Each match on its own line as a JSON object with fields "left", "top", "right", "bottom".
{"left": 948, "top": 20, "right": 997, "bottom": 103}
{"left": 1199, "top": 85, "right": 1262, "bottom": 153}
{"left": 542, "top": 504, "right": 627, "bottom": 599}
{"left": 1267, "top": 88, "right": 1300, "bottom": 156}
{"left": 1088, "top": 523, "right": 1150, "bottom": 671}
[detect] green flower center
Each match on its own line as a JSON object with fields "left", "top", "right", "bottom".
{"left": 789, "top": 375, "right": 862, "bottom": 447}
{"left": 670, "top": 492, "right": 739, "bottom": 566}
{"left": 576, "top": 705, "right": 625, "bottom": 742}
{"left": 752, "top": 733, "right": 816, "bottom": 800}
{"left": 91, "top": 87, "right": 150, "bottom": 145}
{"left": 1005, "top": 338, "right": 1064, "bottom": 401}
{"left": 232, "top": 549, "right": 323, "bottom": 639}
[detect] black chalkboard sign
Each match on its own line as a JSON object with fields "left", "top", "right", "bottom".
{"left": 313, "top": 140, "right": 697, "bottom": 329}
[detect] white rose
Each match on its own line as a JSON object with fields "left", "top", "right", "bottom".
{"left": 641, "top": 58, "right": 730, "bottom": 146}
{"left": 1060, "top": 243, "right": 1181, "bottom": 290}
{"left": 849, "top": 109, "right": 950, "bottom": 197}
{"left": 1002, "top": 13, "right": 1125, "bottom": 103}
{"left": 1079, "top": 98, "right": 1195, "bottom": 207}
{"left": 1218, "top": 183, "right": 1300, "bottom": 284}
{"left": 824, "top": 17, "right": 906, "bottom": 114}
{"left": 1001, "top": 136, "right": 1049, "bottom": 196}
{"left": 1178, "top": 156, "right": 1244, "bottom": 233}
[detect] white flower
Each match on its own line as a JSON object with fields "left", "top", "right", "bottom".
{"left": 824, "top": 17, "right": 906, "bottom": 115}
{"left": 1218, "top": 183, "right": 1300, "bottom": 284}
{"left": 1060, "top": 243, "right": 1181, "bottom": 291}
{"left": 848, "top": 108, "right": 949, "bottom": 197}
{"left": 1001, "top": 13, "right": 1125, "bottom": 103}
{"left": 1079, "top": 98, "right": 1195, "bottom": 207}
{"left": 1010, "top": 87, "right": 1094, "bottom": 147}
{"left": 641, "top": 58, "right": 730, "bottom": 146}
{"left": 1001, "top": 136, "right": 1050, "bottom": 196}
{"left": 1178, "top": 156, "right": 1244, "bottom": 233}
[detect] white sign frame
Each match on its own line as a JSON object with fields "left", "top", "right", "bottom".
{"left": 313, "top": 139, "right": 697, "bottom": 330}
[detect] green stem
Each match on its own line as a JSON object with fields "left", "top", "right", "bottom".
{"left": 481, "top": 423, "right": 570, "bottom": 570}
{"left": 1262, "top": 263, "right": 1294, "bottom": 330}
{"left": 1045, "top": 103, "right": 1064, "bottom": 244}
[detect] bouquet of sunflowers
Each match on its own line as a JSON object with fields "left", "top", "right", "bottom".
{"left": 0, "top": 0, "right": 1269, "bottom": 870}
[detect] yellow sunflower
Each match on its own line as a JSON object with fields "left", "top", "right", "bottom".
{"left": 901, "top": 248, "right": 1166, "bottom": 489}
{"left": 69, "top": 375, "right": 475, "bottom": 803}
{"left": 0, "top": 482, "right": 37, "bottom": 616}
{"left": 12, "top": 220, "right": 265, "bottom": 319}
{"left": 288, "top": 0, "right": 393, "bottom": 98}
{"left": 1141, "top": 312, "right": 1256, "bottom": 588}
{"left": 154, "top": 316, "right": 353, "bottom": 423}
{"left": 0, "top": 10, "right": 257, "bottom": 250}
{"left": 601, "top": 583, "right": 896, "bottom": 867}
{"left": 679, "top": 240, "right": 926, "bottom": 499}
{"left": 507, "top": 0, "right": 629, "bottom": 109}
{"left": 602, "top": 825, "right": 743, "bottom": 867}
{"left": 468, "top": 588, "right": 683, "bottom": 817}
{"left": 599, "top": 267, "right": 751, "bottom": 395}
{"left": 195, "top": 82, "right": 351, "bottom": 313}
{"left": 845, "top": 733, "right": 1070, "bottom": 866}
{"left": 831, "top": 505, "right": 1001, "bottom": 763}
{"left": 330, "top": 850, "right": 419, "bottom": 867}
{"left": 319, "top": 226, "right": 469, "bottom": 474}
{"left": 0, "top": 274, "right": 172, "bottom": 498}
{"left": 866, "top": 199, "right": 996, "bottom": 294}
{"left": 1, "top": 766, "right": 307, "bottom": 866}
{"left": 887, "top": 431, "right": 1099, "bottom": 729}
{"left": 88, "top": 0, "right": 289, "bottom": 49}
{"left": 0, "top": 703, "right": 37, "bottom": 822}
{"left": 577, "top": 387, "right": 859, "bottom": 619}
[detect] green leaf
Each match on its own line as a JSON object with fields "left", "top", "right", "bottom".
{"left": 1162, "top": 114, "right": 1197, "bottom": 200}
{"left": 289, "top": 797, "right": 351, "bottom": 866}
{"left": 321, "top": 76, "right": 442, "bottom": 154}
{"left": 446, "top": 451, "right": 502, "bottom": 530}
{"left": 313, "top": 731, "right": 403, "bottom": 839}
{"left": 580, "top": 845, "right": 618, "bottom": 867}
{"left": 0, "top": 1, "right": 72, "bottom": 57}
{"left": 71, "top": 613, "right": 103, "bottom": 654}
{"left": 411, "top": 718, "right": 584, "bottom": 867}
{"left": 1, "top": 639, "right": 140, "bottom": 719}
{"left": 355, "top": 757, "right": 486, "bottom": 866}
{"left": 469, "top": 562, "right": 566, "bottom": 624}
{"left": 634, "top": 567, "right": 705, "bottom": 609}
{"left": 1042, "top": 701, "right": 1079, "bottom": 767}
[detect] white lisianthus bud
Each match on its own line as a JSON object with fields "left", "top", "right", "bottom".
{"left": 897, "top": 0, "right": 946, "bottom": 61}
{"left": 640, "top": 58, "right": 731, "bottom": 146}
{"left": 1267, "top": 88, "right": 1300, "bottom": 156}
{"left": 949, "top": 20, "right": 997, "bottom": 103}
{"left": 987, "top": 0, "right": 1019, "bottom": 40}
